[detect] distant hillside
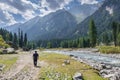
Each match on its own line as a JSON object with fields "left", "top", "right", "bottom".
{"left": 74, "top": 0, "right": 120, "bottom": 37}
{"left": 5, "top": 9, "right": 77, "bottom": 41}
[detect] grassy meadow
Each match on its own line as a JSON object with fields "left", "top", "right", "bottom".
{"left": 39, "top": 52, "right": 108, "bottom": 80}
{"left": 0, "top": 54, "right": 17, "bottom": 72}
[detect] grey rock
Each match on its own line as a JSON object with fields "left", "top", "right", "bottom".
{"left": 73, "top": 73, "right": 82, "bottom": 80}
{"left": 2, "top": 49, "right": 7, "bottom": 54}
{"left": 103, "top": 65, "right": 112, "bottom": 69}
{"left": 64, "top": 60, "right": 70, "bottom": 65}
{"left": 0, "top": 64, "right": 5, "bottom": 71}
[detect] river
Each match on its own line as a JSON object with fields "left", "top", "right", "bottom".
{"left": 44, "top": 50, "right": 120, "bottom": 67}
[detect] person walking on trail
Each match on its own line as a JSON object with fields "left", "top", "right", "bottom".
{"left": 33, "top": 51, "right": 39, "bottom": 67}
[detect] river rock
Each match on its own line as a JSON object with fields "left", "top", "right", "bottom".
{"left": 73, "top": 72, "right": 82, "bottom": 80}
{"left": 105, "top": 65, "right": 112, "bottom": 69}
{"left": 69, "top": 54, "right": 74, "bottom": 57}
{"left": 2, "top": 49, "right": 7, "bottom": 54}
{"left": 92, "top": 63, "right": 103, "bottom": 71}
{"left": 64, "top": 60, "right": 70, "bottom": 65}
{"left": 74, "top": 56, "right": 78, "bottom": 58}
{"left": 62, "top": 63, "right": 65, "bottom": 66}
{"left": 108, "top": 72, "right": 120, "bottom": 80}
{"left": 100, "top": 68, "right": 120, "bottom": 80}
{"left": 100, "top": 69, "right": 111, "bottom": 77}
{"left": 7, "top": 48, "right": 16, "bottom": 54}
{"left": 0, "top": 64, "right": 5, "bottom": 71}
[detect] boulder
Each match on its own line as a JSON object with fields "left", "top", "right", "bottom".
{"left": 2, "top": 48, "right": 16, "bottom": 54}
{"left": 105, "top": 65, "right": 112, "bottom": 69}
{"left": 92, "top": 63, "right": 103, "bottom": 71}
{"left": 69, "top": 54, "right": 74, "bottom": 57}
{"left": 2, "top": 49, "right": 7, "bottom": 54}
{"left": 63, "top": 60, "right": 70, "bottom": 65}
{"left": 73, "top": 72, "right": 82, "bottom": 80}
{"left": 7, "top": 48, "right": 15, "bottom": 53}
{"left": 110, "top": 72, "right": 120, "bottom": 80}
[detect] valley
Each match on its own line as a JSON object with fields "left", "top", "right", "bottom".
{"left": 0, "top": 49, "right": 111, "bottom": 80}
{"left": 0, "top": 0, "right": 120, "bottom": 80}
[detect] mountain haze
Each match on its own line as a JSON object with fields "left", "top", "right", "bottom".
{"left": 74, "top": 0, "right": 120, "bottom": 37}
{"left": 6, "top": 9, "right": 77, "bottom": 40}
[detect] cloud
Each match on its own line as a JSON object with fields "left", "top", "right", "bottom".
{"left": 39, "top": 0, "right": 100, "bottom": 16}
{"left": 0, "top": 0, "right": 101, "bottom": 26}
{"left": 39, "top": 0, "right": 73, "bottom": 16}
{"left": 0, "top": 0, "right": 40, "bottom": 26}
{"left": 78, "top": 0, "right": 99, "bottom": 5}
{"left": 106, "top": 6, "right": 113, "bottom": 15}
{"left": 0, "top": 9, "right": 17, "bottom": 25}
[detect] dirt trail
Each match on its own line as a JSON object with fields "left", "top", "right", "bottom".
{"left": 0, "top": 51, "right": 41, "bottom": 80}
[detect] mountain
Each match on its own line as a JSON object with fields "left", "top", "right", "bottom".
{"left": 6, "top": 9, "right": 77, "bottom": 40}
{"left": 74, "top": 0, "right": 120, "bottom": 37}
{"left": 4, "top": 23, "right": 22, "bottom": 32}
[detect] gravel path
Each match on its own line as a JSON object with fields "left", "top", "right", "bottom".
{"left": 0, "top": 51, "right": 41, "bottom": 80}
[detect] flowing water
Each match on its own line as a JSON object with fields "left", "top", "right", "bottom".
{"left": 45, "top": 50, "right": 120, "bottom": 67}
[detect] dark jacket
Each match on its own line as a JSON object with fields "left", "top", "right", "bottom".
{"left": 33, "top": 53, "right": 39, "bottom": 60}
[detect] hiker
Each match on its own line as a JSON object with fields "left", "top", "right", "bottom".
{"left": 33, "top": 51, "right": 39, "bottom": 67}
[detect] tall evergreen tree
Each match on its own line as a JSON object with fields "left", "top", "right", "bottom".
{"left": 47, "top": 42, "right": 52, "bottom": 48}
{"left": 13, "top": 33, "right": 18, "bottom": 49}
{"left": 112, "top": 22, "right": 117, "bottom": 46}
{"left": 19, "top": 31, "right": 23, "bottom": 48}
{"left": 24, "top": 33, "right": 27, "bottom": 47}
{"left": 102, "top": 32, "right": 109, "bottom": 45}
{"left": 89, "top": 19, "right": 97, "bottom": 47}
{"left": 117, "top": 33, "right": 120, "bottom": 46}
{"left": 13, "top": 33, "right": 18, "bottom": 45}
{"left": 9, "top": 32, "right": 13, "bottom": 41}
{"left": 60, "top": 41, "right": 65, "bottom": 48}
{"left": 18, "top": 28, "right": 21, "bottom": 47}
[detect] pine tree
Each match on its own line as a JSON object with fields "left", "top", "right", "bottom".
{"left": 117, "top": 23, "right": 120, "bottom": 46}
{"left": 19, "top": 31, "right": 23, "bottom": 48}
{"left": 24, "top": 33, "right": 27, "bottom": 47}
{"left": 18, "top": 28, "right": 21, "bottom": 47}
{"left": 9, "top": 32, "right": 13, "bottom": 41}
{"left": 13, "top": 33, "right": 18, "bottom": 49}
{"left": 89, "top": 19, "right": 97, "bottom": 47}
{"left": 60, "top": 41, "right": 64, "bottom": 48}
{"left": 112, "top": 22, "right": 117, "bottom": 46}
{"left": 117, "top": 33, "right": 120, "bottom": 46}
{"left": 13, "top": 33, "right": 18, "bottom": 45}
{"left": 102, "top": 32, "right": 109, "bottom": 45}
{"left": 47, "top": 42, "right": 52, "bottom": 48}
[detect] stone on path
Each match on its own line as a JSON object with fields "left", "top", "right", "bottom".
{"left": 0, "top": 64, "right": 5, "bottom": 71}
{"left": 73, "top": 72, "right": 82, "bottom": 80}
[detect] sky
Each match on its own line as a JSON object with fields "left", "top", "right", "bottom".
{"left": 0, "top": 0, "right": 104, "bottom": 27}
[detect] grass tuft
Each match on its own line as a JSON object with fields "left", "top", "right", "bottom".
{"left": 0, "top": 55, "right": 17, "bottom": 72}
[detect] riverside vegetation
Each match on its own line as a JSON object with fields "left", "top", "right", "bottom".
{"left": 98, "top": 46, "right": 120, "bottom": 54}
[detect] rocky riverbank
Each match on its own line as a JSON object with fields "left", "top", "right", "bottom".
{"left": 45, "top": 49, "right": 120, "bottom": 80}
{"left": 70, "top": 54, "right": 120, "bottom": 80}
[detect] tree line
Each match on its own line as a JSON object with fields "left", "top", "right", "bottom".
{"left": 35, "top": 19, "right": 96, "bottom": 48}
{"left": 0, "top": 19, "right": 119, "bottom": 49}
{"left": 36, "top": 19, "right": 120, "bottom": 48}
{"left": 0, "top": 28, "right": 30, "bottom": 49}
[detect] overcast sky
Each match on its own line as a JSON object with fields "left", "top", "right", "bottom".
{"left": 0, "top": 0, "right": 104, "bottom": 27}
